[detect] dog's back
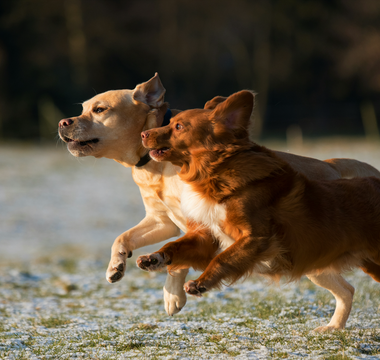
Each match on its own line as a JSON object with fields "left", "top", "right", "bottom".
{"left": 272, "top": 170, "right": 380, "bottom": 278}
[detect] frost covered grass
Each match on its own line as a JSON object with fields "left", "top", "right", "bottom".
{"left": 1, "top": 260, "right": 380, "bottom": 359}
{"left": 1, "top": 140, "right": 380, "bottom": 359}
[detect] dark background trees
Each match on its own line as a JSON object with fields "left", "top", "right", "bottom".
{"left": 1, "top": 0, "right": 379, "bottom": 141}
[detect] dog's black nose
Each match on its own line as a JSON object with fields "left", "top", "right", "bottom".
{"left": 141, "top": 131, "right": 149, "bottom": 139}
{"left": 59, "top": 118, "right": 74, "bottom": 128}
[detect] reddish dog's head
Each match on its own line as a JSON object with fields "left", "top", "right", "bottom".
{"left": 141, "top": 90, "right": 255, "bottom": 167}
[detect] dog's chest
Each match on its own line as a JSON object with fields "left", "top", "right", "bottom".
{"left": 181, "top": 184, "right": 234, "bottom": 251}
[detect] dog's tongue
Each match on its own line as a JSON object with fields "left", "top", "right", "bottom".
{"left": 150, "top": 148, "right": 169, "bottom": 157}
{"left": 157, "top": 148, "right": 169, "bottom": 154}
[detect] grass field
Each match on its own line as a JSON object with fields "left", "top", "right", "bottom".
{"left": 1, "top": 139, "right": 380, "bottom": 359}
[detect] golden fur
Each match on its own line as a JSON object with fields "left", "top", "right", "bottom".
{"left": 137, "top": 90, "right": 380, "bottom": 331}
{"left": 57, "top": 75, "right": 380, "bottom": 328}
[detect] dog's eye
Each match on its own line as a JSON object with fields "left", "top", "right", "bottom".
{"left": 175, "top": 123, "right": 183, "bottom": 130}
{"left": 94, "top": 107, "right": 105, "bottom": 114}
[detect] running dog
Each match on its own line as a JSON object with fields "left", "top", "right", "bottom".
{"left": 137, "top": 90, "right": 380, "bottom": 331}
{"left": 58, "top": 75, "right": 380, "bottom": 324}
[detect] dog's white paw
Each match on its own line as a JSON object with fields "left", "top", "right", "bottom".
{"left": 164, "top": 285, "right": 187, "bottom": 316}
{"left": 163, "top": 268, "right": 189, "bottom": 316}
{"left": 313, "top": 325, "right": 341, "bottom": 333}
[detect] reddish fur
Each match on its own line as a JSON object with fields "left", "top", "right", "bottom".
{"left": 360, "top": 260, "right": 380, "bottom": 282}
{"left": 142, "top": 90, "right": 380, "bottom": 292}
{"left": 159, "top": 221, "right": 219, "bottom": 273}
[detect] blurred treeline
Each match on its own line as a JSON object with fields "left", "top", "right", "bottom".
{"left": 1, "top": 0, "right": 380, "bottom": 141}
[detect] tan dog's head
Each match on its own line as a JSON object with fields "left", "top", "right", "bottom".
{"left": 141, "top": 90, "right": 255, "bottom": 167}
{"left": 58, "top": 73, "right": 167, "bottom": 166}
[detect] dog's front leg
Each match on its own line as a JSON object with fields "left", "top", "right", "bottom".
{"left": 164, "top": 268, "right": 189, "bottom": 316}
{"left": 106, "top": 213, "right": 180, "bottom": 283}
{"left": 184, "top": 236, "right": 277, "bottom": 297}
{"left": 136, "top": 228, "right": 218, "bottom": 315}
{"left": 136, "top": 227, "right": 218, "bottom": 272}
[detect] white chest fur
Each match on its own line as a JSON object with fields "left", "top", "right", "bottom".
{"left": 181, "top": 183, "right": 235, "bottom": 251}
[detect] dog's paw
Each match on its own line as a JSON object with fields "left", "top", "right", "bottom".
{"left": 106, "top": 250, "right": 132, "bottom": 283}
{"left": 106, "top": 262, "right": 125, "bottom": 283}
{"left": 136, "top": 253, "right": 171, "bottom": 272}
{"left": 183, "top": 280, "right": 208, "bottom": 297}
{"left": 164, "top": 285, "right": 187, "bottom": 316}
{"left": 313, "top": 325, "right": 341, "bottom": 333}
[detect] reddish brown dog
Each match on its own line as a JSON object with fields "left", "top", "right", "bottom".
{"left": 137, "top": 90, "right": 380, "bottom": 331}
{"left": 57, "top": 74, "right": 379, "bottom": 319}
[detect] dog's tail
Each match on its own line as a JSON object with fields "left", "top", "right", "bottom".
{"left": 324, "top": 158, "right": 380, "bottom": 179}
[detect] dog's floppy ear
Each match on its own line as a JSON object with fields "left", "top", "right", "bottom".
{"left": 133, "top": 72, "right": 166, "bottom": 108}
{"left": 211, "top": 90, "right": 255, "bottom": 138}
{"left": 204, "top": 96, "right": 227, "bottom": 110}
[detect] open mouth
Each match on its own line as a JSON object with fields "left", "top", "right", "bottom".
{"left": 63, "top": 136, "right": 99, "bottom": 146}
{"left": 149, "top": 147, "right": 170, "bottom": 159}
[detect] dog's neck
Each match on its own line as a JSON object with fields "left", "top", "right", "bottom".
{"left": 179, "top": 142, "right": 293, "bottom": 202}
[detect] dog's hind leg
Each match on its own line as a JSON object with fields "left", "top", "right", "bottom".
{"left": 360, "top": 259, "right": 380, "bottom": 282}
{"left": 307, "top": 273, "right": 354, "bottom": 332}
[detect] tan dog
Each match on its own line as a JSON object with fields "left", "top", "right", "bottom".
{"left": 58, "top": 74, "right": 380, "bottom": 326}
{"left": 137, "top": 90, "right": 380, "bottom": 331}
